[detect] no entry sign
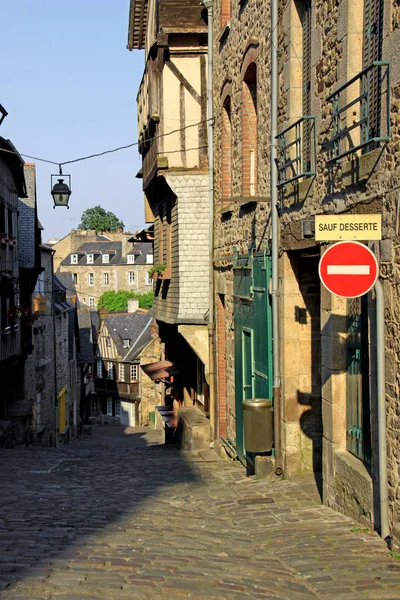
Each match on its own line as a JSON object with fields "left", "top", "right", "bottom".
{"left": 319, "top": 241, "right": 378, "bottom": 298}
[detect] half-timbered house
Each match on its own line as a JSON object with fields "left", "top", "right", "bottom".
{"left": 127, "top": 0, "right": 211, "bottom": 447}
{"left": 94, "top": 301, "right": 161, "bottom": 426}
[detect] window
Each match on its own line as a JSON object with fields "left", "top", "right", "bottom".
{"left": 127, "top": 254, "right": 135, "bottom": 264}
{"left": 242, "top": 62, "right": 258, "bottom": 196}
{"left": 72, "top": 273, "right": 78, "bottom": 284}
{"left": 104, "top": 272, "right": 109, "bottom": 286}
{"left": 146, "top": 254, "right": 153, "bottom": 264}
{"left": 88, "top": 273, "right": 94, "bottom": 286}
{"left": 107, "top": 397, "right": 113, "bottom": 416}
{"left": 108, "top": 361, "right": 114, "bottom": 379}
{"left": 346, "top": 296, "right": 371, "bottom": 463}
{"left": 71, "top": 254, "right": 78, "bottom": 264}
{"left": 7, "top": 209, "right": 14, "bottom": 236}
{"left": 106, "top": 336, "right": 111, "bottom": 347}
{"left": 146, "top": 273, "right": 152, "bottom": 286}
{"left": 128, "top": 271, "right": 135, "bottom": 285}
{"left": 87, "top": 254, "right": 94, "bottom": 264}
{"left": 89, "top": 297, "right": 95, "bottom": 309}
{"left": 97, "top": 359, "right": 103, "bottom": 377}
{"left": 221, "top": 93, "right": 232, "bottom": 201}
{"left": 119, "top": 363, "right": 125, "bottom": 382}
{"left": 115, "top": 400, "right": 121, "bottom": 417}
{"left": 91, "top": 397, "right": 100, "bottom": 414}
{"left": 130, "top": 364, "right": 138, "bottom": 382}
{"left": 102, "top": 254, "right": 109, "bottom": 263}
{"left": 123, "top": 339, "right": 130, "bottom": 348}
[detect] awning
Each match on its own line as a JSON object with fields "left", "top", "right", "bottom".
{"left": 141, "top": 360, "right": 179, "bottom": 381}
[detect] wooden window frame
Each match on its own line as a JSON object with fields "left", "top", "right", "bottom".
{"left": 130, "top": 364, "right": 138, "bottom": 382}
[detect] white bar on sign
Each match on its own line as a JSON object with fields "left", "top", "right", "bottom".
{"left": 327, "top": 265, "right": 370, "bottom": 275}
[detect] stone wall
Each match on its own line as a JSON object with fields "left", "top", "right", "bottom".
{"left": 58, "top": 262, "right": 152, "bottom": 310}
{"left": 138, "top": 331, "right": 162, "bottom": 426}
{"left": 276, "top": 0, "right": 400, "bottom": 542}
{"left": 212, "top": 0, "right": 272, "bottom": 448}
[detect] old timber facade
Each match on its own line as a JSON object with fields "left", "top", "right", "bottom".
{"left": 128, "top": 0, "right": 211, "bottom": 444}
{"left": 210, "top": 0, "right": 400, "bottom": 543}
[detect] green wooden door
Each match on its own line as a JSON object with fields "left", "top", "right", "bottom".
{"left": 234, "top": 251, "right": 273, "bottom": 465}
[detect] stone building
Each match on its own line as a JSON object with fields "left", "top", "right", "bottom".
{"left": 210, "top": 0, "right": 400, "bottom": 543}
{"left": 28, "top": 245, "right": 57, "bottom": 446}
{"left": 94, "top": 301, "right": 161, "bottom": 426}
{"left": 55, "top": 229, "right": 153, "bottom": 310}
{"left": 0, "top": 135, "right": 31, "bottom": 444}
{"left": 127, "top": 0, "right": 211, "bottom": 446}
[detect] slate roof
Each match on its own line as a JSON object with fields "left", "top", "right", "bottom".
{"left": 59, "top": 240, "right": 153, "bottom": 267}
{"left": 56, "top": 272, "right": 76, "bottom": 296}
{"left": 77, "top": 310, "right": 97, "bottom": 364}
{"left": 53, "top": 275, "right": 75, "bottom": 313}
{"left": 104, "top": 311, "right": 154, "bottom": 362}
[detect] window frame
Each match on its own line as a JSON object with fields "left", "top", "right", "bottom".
{"left": 130, "top": 364, "right": 138, "bottom": 382}
{"left": 88, "top": 272, "right": 94, "bottom": 286}
{"left": 87, "top": 254, "right": 94, "bottom": 264}
{"left": 107, "top": 397, "right": 113, "bottom": 416}
{"left": 128, "top": 271, "right": 135, "bottom": 285}
{"left": 107, "top": 361, "right": 114, "bottom": 380}
{"left": 119, "top": 363, "right": 125, "bottom": 382}
{"left": 71, "top": 254, "right": 78, "bottom": 264}
{"left": 104, "top": 272, "right": 109, "bottom": 286}
{"left": 127, "top": 254, "right": 135, "bottom": 264}
{"left": 102, "top": 254, "right": 109, "bottom": 264}
{"left": 97, "top": 359, "right": 103, "bottom": 378}
{"left": 89, "top": 297, "right": 95, "bottom": 309}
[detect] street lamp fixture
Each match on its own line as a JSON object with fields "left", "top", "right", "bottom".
{"left": 0, "top": 104, "right": 8, "bottom": 127}
{"left": 51, "top": 166, "right": 71, "bottom": 209}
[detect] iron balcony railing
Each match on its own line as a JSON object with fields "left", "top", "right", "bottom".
{"left": 327, "top": 61, "right": 390, "bottom": 163}
{"left": 276, "top": 116, "right": 317, "bottom": 188}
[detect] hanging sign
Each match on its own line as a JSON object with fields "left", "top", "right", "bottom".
{"left": 319, "top": 241, "right": 378, "bottom": 298}
{"left": 315, "top": 214, "right": 381, "bottom": 241}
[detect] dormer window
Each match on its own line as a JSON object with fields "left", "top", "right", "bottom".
{"left": 146, "top": 254, "right": 154, "bottom": 264}
{"left": 127, "top": 254, "right": 135, "bottom": 264}
{"left": 87, "top": 254, "right": 94, "bottom": 264}
{"left": 123, "top": 339, "right": 130, "bottom": 348}
{"left": 102, "top": 254, "right": 109, "bottom": 263}
{"left": 71, "top": 254, "right": 78, "bottom": 264}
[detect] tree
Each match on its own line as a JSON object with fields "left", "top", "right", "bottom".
{"left": 97, "top": 291, "right": 154, "bottom": 312}
{"left": 78, "top": 206, "right": 124, "bottom": 232}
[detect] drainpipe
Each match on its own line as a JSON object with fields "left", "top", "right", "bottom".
{"left": 203, "top": 0, "right": 216, "bottom": 440}
{"left": 271, "top": 0, "right": 282, "bottom": 473}
{"left": 375, "top": 278, "right": 389, "bottom": 540}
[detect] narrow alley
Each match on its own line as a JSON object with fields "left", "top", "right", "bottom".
{"left": 0, "top": 425, "right": 399, "bottom": 600}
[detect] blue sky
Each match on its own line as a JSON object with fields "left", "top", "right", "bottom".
{"left": 1, "top": 0, "right": 145, "bottom": 241}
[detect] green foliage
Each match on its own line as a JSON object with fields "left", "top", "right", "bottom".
{"left": 78, "top": 206, "right": 124, "bottom": 232}
{"left": 148, "top": 264, "right": 166, "bottom": 278}
{"left": 97, "top": 290, "right": 154, "bottom": 312}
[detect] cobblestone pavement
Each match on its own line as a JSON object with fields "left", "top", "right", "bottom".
{"left": 0, "top": 426, "right": 399, "bottom": 600}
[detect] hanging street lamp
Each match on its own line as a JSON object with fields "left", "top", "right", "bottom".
{"left": 51, "top": 166, "right": 71, "bottom": 208}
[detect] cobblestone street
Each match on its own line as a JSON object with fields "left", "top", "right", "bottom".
{"left": 0, "top": 426, "right": 399, "bottom": 600}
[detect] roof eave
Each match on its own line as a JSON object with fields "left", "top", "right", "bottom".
{"left": 127, "top": 0, "right": 148, "bottom": 51}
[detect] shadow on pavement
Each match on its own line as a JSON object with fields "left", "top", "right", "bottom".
{"left": 0, "top": 425, "right": 199, "bottom": 593}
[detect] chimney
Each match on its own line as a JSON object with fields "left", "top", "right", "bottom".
{"left": 128, "top": 299, "right": 139, "bottom": 313}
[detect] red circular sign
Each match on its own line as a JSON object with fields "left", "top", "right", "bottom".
{"left": 319, "top": 241, "right": 378, "bottom": 298}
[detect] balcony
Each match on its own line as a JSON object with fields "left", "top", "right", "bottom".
{"left": 94, "top": 378, "right": 140, "bottom": 400}
{"left": 276, "top": 116, "right": 316, "bottom": 188}
{"left": 327, "top": 61, "right": 390, "bottom": 162}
